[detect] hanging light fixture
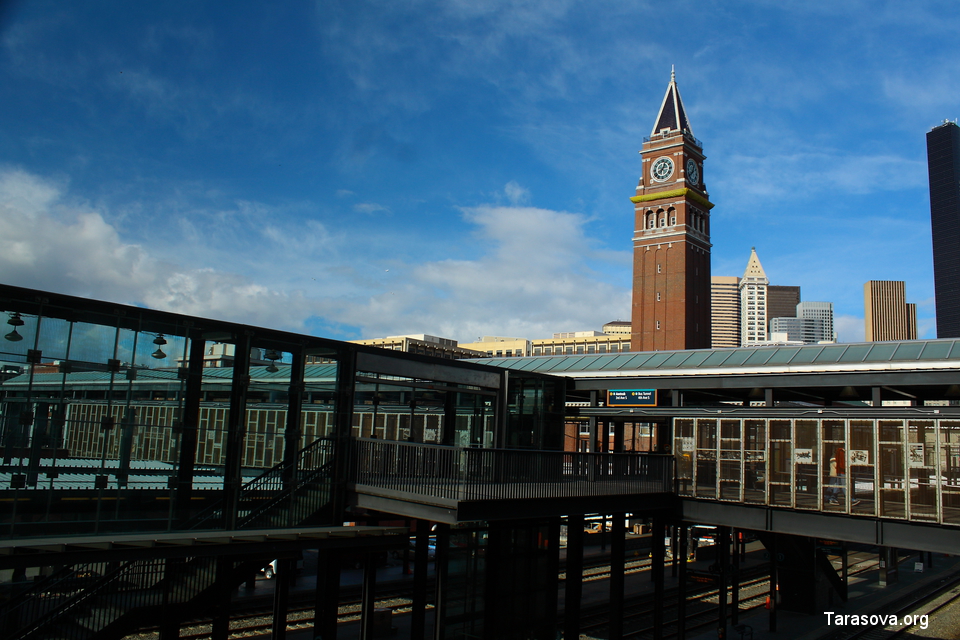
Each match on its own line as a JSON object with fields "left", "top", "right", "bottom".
{"left": 265, "top": 349, "right": 281, "bottom": 373}
{"left": 152, "top": 334, "right": 167, "bottom": 359}
{"left": 5, "top": 312, "right": 24, "bottom": 342}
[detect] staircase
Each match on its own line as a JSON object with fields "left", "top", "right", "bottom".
{"left": 3, "top": 438, "right": 337, "bottom": 640}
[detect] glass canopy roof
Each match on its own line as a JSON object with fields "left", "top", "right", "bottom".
{"left": 470, "top": 339, "right": 960, "bottom": 374}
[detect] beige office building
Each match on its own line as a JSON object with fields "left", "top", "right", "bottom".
{"left": 458, "top": 337, "right": 532, "bottom": 358}
{"left": 532, "top": 332, "right": 631, "bottom": 356}
{"left": 350, "top": 335, "right": 486, "bottom": 359}
{"left": 711, "top": 275, "right": 741, "bottom": 348}
{"left": 864, "top": 281, "right": 918, "bottom": 341}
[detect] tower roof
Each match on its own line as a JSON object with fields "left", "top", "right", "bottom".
{"left": 742, "top": 247, "right": 768, "bottom": 282}
{"left": 651, "top": 67, "right": 694, "bottom": 137}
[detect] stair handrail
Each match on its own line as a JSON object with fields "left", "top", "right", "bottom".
{"left": 186, "top": 436, "right": 334, "bottom": 530}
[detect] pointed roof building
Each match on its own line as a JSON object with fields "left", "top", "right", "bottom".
{"left": 630, "top": 69, "right": 712, "bottom": 351}
{"left": 742, "top": 247, "right": 768, "bottom": 281}
{"left": 740, "top": 248, "right": 769, "bottom": 346}
{"left": 651, "top": 67, "right": 694, "bottom": 137}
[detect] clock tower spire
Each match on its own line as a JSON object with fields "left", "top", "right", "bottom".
{"left": 630, "top": 71, "right": 713, "bottom": 351}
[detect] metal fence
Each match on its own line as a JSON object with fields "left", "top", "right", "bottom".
{"left": 352, "top": 438, "right": 674, "bottom": 502}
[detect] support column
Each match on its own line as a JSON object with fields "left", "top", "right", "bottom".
{"left": 609, "top": 512, "right": 625, "bottom": 640}
{"left": 433, "top": 524, "right": 450, "bottom": 640}
{"left": 613, "top": 421, "right": 625, "bottom": 453}
{"left": 314, "top": 549, "right": 340, "bottom": 640}
{"left": 361, "top": 552, "right": 377, "bottom": 640}
{"left": 564, "top": 514, "right": 585, "bottom": 640}
{"left": 671, "top": 524, "right": 679, "bottom": 578}
{"left": 223, "top": 334, "right": 252, "bottom": 530}
{"left": 677, "top": 525, "right": 688, "bottom": 640}
{"left": 651, "top": 517, "right": 665, "bottom": 640}
{"left": 717, "top": 526, "right": 730, "bottom": 640}
{"left": 411, "top": 521, "right": 430, "bottom": 640}
{"left": 211, "top": 557, "right": 233, "bottom": 640}
{"left": 768, "top": 536, "right": 777, "bottom": 632}
{"left": 842, "top": 541, "right": 848, "bottom": 596}
{"left": 271, "top": 558, "right": 292, "bottom": 640}
{"left": 173, "top": 334, "right": 206, "bottom": 525}
{"left": 588, "top": 391, "right": 598, "bottom": 453}
{"left": 731, "top": 530, "right": 740, "bottom": 626}
{"left": 879, "top": 547, "right": 899, "bottom": 587}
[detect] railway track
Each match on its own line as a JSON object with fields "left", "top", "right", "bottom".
{"left": 579, "top": 553, "right": 881, "bottom": 639}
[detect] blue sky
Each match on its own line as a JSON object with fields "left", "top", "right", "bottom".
{"left": 1, "top": 1, "right": 957, "bottom": 344}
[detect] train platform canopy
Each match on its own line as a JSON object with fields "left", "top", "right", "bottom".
{"left": 469, "top": 340, "right": 960, "bottom": 407}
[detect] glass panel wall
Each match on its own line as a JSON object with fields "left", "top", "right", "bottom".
{"left": 850, "top": 420, "right": 875, "bottom": 516}
{"left": 878, "top": 420, "right": 905, "bottom": 519}
{"left": 744, "top": 419, "right": 766, "bottom": 504}
{"left": 821, "top": 419, "right": 844, "bottom": 512}
{"left": 695, "top": 419, "right": 717, "bottom": 498}
{"left": 719, "top": 419, "right": 741, "bottom": 501}
{"left": 677, "top": 415, "right": 960, "bottom": 527}
{"left": 674, "top": 418, "right": 694, "bottom": 496}
{"left": 941, "top": 421, "right": 960, "bottom": 525}
{"left": 908, "top": 420, "right": 938, "bottom": 521}
{"left": 794, "top": 420, "right": 818, "bottom": 509}
{"left": 769, "top": 420, "right": 792, "bottom": 507}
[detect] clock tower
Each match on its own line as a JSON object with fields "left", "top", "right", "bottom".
{"left": 630, "top": 70, "right": 713, "bottom": 351}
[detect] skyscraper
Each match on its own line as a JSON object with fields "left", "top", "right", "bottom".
{"left": 864, "top": 281, "right": 917, "bottom": 341}
{"left": 767, "top": 285, "right": 801, "bottom": 330}
{"left": 927, "top": 120, "right": 960, "bottom": 338}
{"left": 711, "top": 276, "right": 740, "bottom": 348}
{"left": 797, "top": 301, "right": 836, "bottom": 343}
{"left": 631, "top": 70, "right": 712, "bottom": 351}
{"left": 740, "top": 248, "right": 769, "bottom": 346}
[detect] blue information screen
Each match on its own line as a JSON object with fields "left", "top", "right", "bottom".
{"left": 606, "top": 389, "right": 657, "bottom": 407}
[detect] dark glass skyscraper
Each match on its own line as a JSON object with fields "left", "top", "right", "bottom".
{"left": 927, "top": 121, "right": 960, "bottom": 338}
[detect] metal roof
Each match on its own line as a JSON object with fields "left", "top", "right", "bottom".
{"left": 468, "top": 339, "right": 960, "bottom": 378}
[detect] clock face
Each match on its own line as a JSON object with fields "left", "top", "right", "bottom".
{"left": 651, "top": 157, "right": 674, "bottom": 182}
{"left": 686, "top": 159, "right": 699, "bottom": 185}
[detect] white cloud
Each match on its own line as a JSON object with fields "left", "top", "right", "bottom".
{"left": 503, "top": 181, "right": 530, "bottom": 205}
{"left": 353, "top": 202, "right": 391, "bottom": 215}
{"left": 0, "top": 168, "right": 629, "bottom": 343}
{"left": 835, "top": 315, "right": 865, "bottom": 344}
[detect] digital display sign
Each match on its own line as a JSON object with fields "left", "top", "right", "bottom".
{"left": 606, "top": 389, "right": 657, "bottom": 407}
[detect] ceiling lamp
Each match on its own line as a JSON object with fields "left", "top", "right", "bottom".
{"left": 152, "top": 334, "right": 168, "bottom": 359}
{"left": 5, "top": 312, "right": 24, "bottom": 342}
{"left": 265, "top": 349, "right": 281, "bottom": 373}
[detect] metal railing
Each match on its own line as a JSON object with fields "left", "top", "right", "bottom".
{"left": 187, "top": 436, "right": 335, "bottom": 530}
{"left": 7, "top": 555, "right": 225, "bottom": 640}
{"left": 352, "top": 438, "right": 674, "bottom": 502}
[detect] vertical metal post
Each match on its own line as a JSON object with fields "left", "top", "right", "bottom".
{"left": 223, "top": 334, "right": 252, "bottom": 530}
{"left": 411, "top": 520, "right": 430, "bottom": 640}
{"left": 173, "top": 334, "right": 205, "bottom": 525}
{"left": 360, "top": 552, "right": 377, "bottom": 640}
{"left": 211, "top": 557, "right": 232, "bottom": 640}
{"left": 717, "top": 526, "right": 729, "bottom": 639}
{"left": 271, "top": 558, "right": 291, "bottom": 640}
{"left": 842, "top": 541, "right": 848, "bottom": 594}
{"left": 564, "top": 514, "right": 585, "bottom": 640}
{"left": 769, "top": 535, "right": 778, "bottom": 632}
{"left": 672, "top": 524, "right": 679, "bottom": 577}
{"left": 609, "top": 512, "right": 625, "bottom": 640}
{"left": 677, "top": 525, "right": 688, "bottom": 640}
{"left": 433, "top": 524, "right": 450, "bottom": 640}
{"left": 731, "top": 530, "right": 740, "bottom": 625}
{"left": 315, "top": 549, "right": 340, "bottom": 640}
{"left": 652, "top": 516, "right": 665, "bottom": 640}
